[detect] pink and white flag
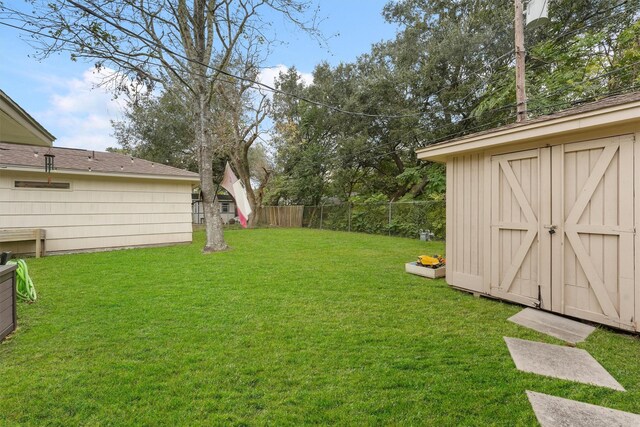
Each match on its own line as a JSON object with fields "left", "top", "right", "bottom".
{"left": 220, "top": 162, "right": 252, "bottom": 228}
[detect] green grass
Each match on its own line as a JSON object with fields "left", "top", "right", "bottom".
{"left": 1, "top": 229, "right": 639, "bottom": 426}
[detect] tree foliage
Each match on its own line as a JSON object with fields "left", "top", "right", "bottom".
{"left": 111, "top": 76, "right": 273, "bottom": 227}
{"left": 110, "top": 89, "right": 197, "bottom": 172}
{"left": 1, "top": 0, "right": 318, "bottom": 250}
{"left": 266, "top": 0, "right": 640, "bottom": 207}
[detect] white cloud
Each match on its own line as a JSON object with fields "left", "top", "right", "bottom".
{"left": 34, "top": 65, "right": 311, "bottom": 152}
{"left": 38, "top": 67, "right": 136, "bottom": 151}
{"left": 258, "top": 65, "right": 313, "bottom": 90}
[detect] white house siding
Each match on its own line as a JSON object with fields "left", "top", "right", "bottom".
{"left": 0, "top": 170, "right": 193, "bottom": 253}
{"left": 192, "top": 199, "right": 236, "bottom": 224}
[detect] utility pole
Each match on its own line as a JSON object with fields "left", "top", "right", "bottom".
{"left": 515, "top": 0, "right": 527, "bottom": 122}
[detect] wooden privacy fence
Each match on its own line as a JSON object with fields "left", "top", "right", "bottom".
{"left": 258, "top": 206, "right": 304, "bottom": 227}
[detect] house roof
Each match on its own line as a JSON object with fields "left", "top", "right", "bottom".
{"left": 0, "top": 90, "right": 55, "bottom": 147}
{"left": 0, "top": 142, "right": 200, "bottom": 182}
{"left": 416, "top": 92, "right": 640, "bottom": 162}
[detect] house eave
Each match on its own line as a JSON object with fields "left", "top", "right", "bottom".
{"left": 0, "top": 165, "right": 200, "bottom": 183}
{"left": 0, "top": 90, "right": 55, "bottom": 147}
{"left": 416, "top": 99, "right": 640, "bottom": 162}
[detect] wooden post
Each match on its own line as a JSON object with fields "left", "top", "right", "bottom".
{"left": 515, "top": 0, "right": 527, "bottom": 122}
{"left": 320, "top": 204, "right": 324, "bottom": 229}
{"left": 348, "top": 203, "right": 351, "bottom": 232}
{"left": 34, "top": 229, "right": 41, "bottom": 258}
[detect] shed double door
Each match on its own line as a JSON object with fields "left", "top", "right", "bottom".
{"left": 490, "top": 135, "right": 635, "bottom": 329}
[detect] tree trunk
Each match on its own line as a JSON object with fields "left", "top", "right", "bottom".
{"left": 197, "top": 92, "right": 228, "bottom": 253}
{"left": 408, "top": 175, "right": 430, "bottom": 198}
{"left": 248, "top": 205, "right": 262, "bottom": 228}
{"left": 234, "top": 158, "right": 259, "bottom": 226}
{"left": 231, "top": 145, "right": 270, "bottom": 229}
{"left": 250, "top": 167, "right": 271, "bottom": 228}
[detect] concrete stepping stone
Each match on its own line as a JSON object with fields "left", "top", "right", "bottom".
{"left": 527, "top": 391, "right": 640, "bottom": 426}
{"left": 504, "top": 337, "right": 624, "bottom": 391}
{"left": 509, "top": 308, "right": 595, "bottom": 344}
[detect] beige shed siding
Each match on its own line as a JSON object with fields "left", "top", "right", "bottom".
{"left": 440, "top": 133, "right": 639, "bottom": 331}
{"left": 447, "top": 153, "right": 484, "bottom": 291}
{"left": 0, "top": 170, "right": 193, "bottom": 253}
{"left": 419, "top": 96, "right": 640, "bottom": 331}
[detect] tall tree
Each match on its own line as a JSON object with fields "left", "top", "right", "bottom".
{"left": 473, "top": 0, "right": 640, "bottom": 116}
{"left": 113, "top": 64, "right": 273, "bottom": 228}
{"left": 267, "top": 0, "right": 640, "bottom": 207}
{"left": 215, "top": 62, "right": 272, "bottom": 227}
{"left": 1, "top": 0, "right": 318, "bottom": 252}
{"left": 268, "top": 66, "right": 337, "bottom": 205}
{"left": 111, "top": 89, "right": 197, "bottom": 171}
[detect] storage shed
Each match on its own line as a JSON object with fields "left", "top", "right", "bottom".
{"left": 416, "top": 92, "right": 640, "bottom": 331}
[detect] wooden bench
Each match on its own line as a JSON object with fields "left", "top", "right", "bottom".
{"left": 0, "top": 229, "right": 46, "bottom": 258}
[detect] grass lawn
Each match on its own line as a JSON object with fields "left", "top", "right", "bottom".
{"left": 1, "top": 228, "right": 639, "bottom": 425}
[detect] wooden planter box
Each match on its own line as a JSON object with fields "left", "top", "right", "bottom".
{"left": 0, "top": 264, "right": 17, "bottom": 341}
{"left": 405, "top": 262, "right": 446, "bottom": 279}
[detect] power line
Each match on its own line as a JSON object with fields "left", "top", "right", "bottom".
{"left": 526, "top": 82, "right": 640, "bottom": 116}
{"left": 323, "top": 58, "right": 640, "bottom": 163}
{"left": 467, "top": 3, "right": 636, "bottom": 102}
{"left": 3, "top": 0, "right": 633, "bottom": 124}
{"left": 0, "top": 7, "right": 424, "bottom": 120}
{"left": 528, "top": 58, "right": 640, "bottom": 103}
{"left": 329, "top": 64, "right": 640, "bottom": 164}
{"left": 2, "top": 1, "right": 637, "bottom": 152}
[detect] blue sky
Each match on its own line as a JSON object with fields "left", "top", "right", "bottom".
{"left": 0, "top": 1, "right": 398, "bottom": 151}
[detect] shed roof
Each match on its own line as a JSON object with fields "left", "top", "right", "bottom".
{"left": 0, "top": 90, "right": 56, "bottom": 147}
{"left": 0, "top": 142, "right": 200, "bottom": 182}
{"left": 416, "top": 92, "right": 640, "bottom": 162}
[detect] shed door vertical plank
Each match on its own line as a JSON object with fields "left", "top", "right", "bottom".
{"left": 563, "top": 150, "right": 577, "bottom": 309}
{"left": 470, "top": 154, "right": 479, "bottom": 276}
{"left": 618, "top": 137, "right": 634, "bottom": 324}
{"left": 512, "top": 160, "right": 523, "bottom": 296}
{"left": 575, "top": 148, "right": 592, "bottom": 309}
{"left": 456, "top": 157, "right": 465, "bottom": 277}
{"left": 539, "top": 147, "right": 552, "bottom": 309}
{"left": 491, "top": 158, "right": 501, "bottom": 291}
{"left": 635, "top": 133, "right": 640, "bottom": 331}
{"left": 464, "top": 155, "right": 472, "bottom": 274}
{"left": 551, "top": 144, "right": 564, "bottom": 313}
{"left": 588, "top": 147, "right": 604, "bottom": 315}
{"left": 603, "top": 155, "right": 619, "bottom": 320}
{"left": 483, "top": 153, "right": 492, "bottom": 294}
{"left": 502, "top": 161, "right": 511, "bottom": 283}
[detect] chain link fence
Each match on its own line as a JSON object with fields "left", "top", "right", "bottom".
{"left": 302, "top": 200, "right": 445, "bottom": 240}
